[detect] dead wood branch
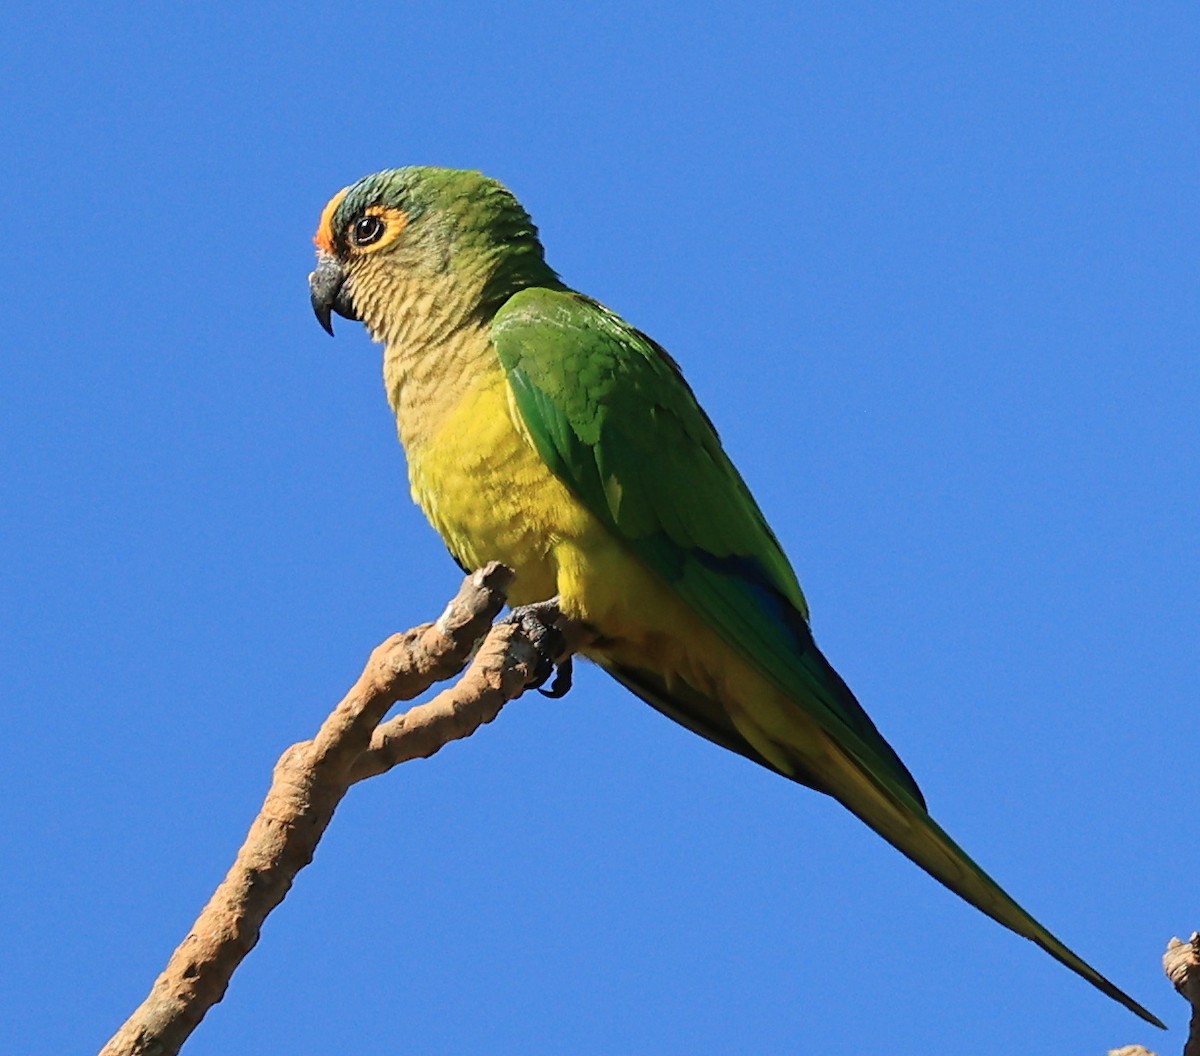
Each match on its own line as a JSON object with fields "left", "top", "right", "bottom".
{"left": 100, "top": 563, "right": 569, "bottom": 1056}
{"left": 1165, "top": 934, "right": 1200, "bottom": 1056}
{"left": 1108, "top": 934, "right": 1200, "bottom": 1056}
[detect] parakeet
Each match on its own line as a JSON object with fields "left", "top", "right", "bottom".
{"left": 308, "top": 166, "right": 1160, "bottom": 1026}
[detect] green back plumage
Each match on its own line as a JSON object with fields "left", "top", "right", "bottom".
{"left": 493, "top": 288, "right": 926, "bottom": 803}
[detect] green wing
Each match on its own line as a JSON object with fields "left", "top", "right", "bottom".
{"left": 491, "top": 286, "right": 923, "bottom": 804}
{"left": 490, "top": 286, "right": 1162, "bottom": 1028}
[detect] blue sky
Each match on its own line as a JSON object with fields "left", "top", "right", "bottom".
{"left": 2, "top": 3, "right": 1196, "bottom": 1053}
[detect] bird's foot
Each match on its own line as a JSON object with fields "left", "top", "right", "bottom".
{"left": 502, "top": 600, "right": 573, "bottom": 698}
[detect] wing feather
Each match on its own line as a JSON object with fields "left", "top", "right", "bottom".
{"left": 491, "top": 287, "right": 923, "bottom": 806}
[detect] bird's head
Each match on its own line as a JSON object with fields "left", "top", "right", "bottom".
{"left": 309, "top": 166, "right": 557, "bottom": 343}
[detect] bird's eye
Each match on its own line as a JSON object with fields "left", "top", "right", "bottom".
{"left": 351, "top": 215, "right": 386, "bottom": 247}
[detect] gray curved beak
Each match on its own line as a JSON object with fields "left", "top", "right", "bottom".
{"left": 309, "top": 255, "right": 357, "bottom": 336}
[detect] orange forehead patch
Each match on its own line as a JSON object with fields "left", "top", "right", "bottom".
{"left": 313, "top": 186, "right": 350, "bottom": 254}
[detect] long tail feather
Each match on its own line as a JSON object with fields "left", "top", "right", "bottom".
{"left": 806, "top": 732, "right": 1165, "bottom": 1028}
{"left": 597, "top": 658, "right": 1163, "bottom": 1027}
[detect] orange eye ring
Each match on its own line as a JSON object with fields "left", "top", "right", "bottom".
{"left": 351, "top": 215, "right": 386, "bottom": 247}
{"left": 347, "top": 205, "right": 408, "bottom": 255}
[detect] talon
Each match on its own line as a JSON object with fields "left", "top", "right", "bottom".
{"left": 502, "top": 600, "right": 566, "bottom": 692}
{"left": 538, "top": 656, "right": 574, "bottom": 699}
{"left": 527, "top": 656, "right": 554, "bottom": 690}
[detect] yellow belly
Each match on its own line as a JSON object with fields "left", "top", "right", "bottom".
{"left": 406, "top": 372, "right": 585, "bottom": 603}
{"left": 405, "top": 372, "right": 713, "bottom": 668}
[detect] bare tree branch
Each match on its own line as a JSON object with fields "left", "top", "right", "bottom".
{"left": 99, "top": 564, "right": 569, "bottom": 1056}
{"left": 1165, "top": 934, "right": 1200, "bottom": 1056}
{"left": 1108, "top": 935, "right": 1200, "bottom": 1056}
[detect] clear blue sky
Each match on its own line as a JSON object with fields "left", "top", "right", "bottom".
{"left": 2, "top": 3, "right": 1195, "bottom": 1053}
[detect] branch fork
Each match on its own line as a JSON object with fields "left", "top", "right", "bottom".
{"left": 100, "top": 564, "right": 580, "bottom": 1056}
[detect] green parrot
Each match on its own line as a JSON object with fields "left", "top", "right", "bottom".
{"left": 308, "top": 166, "right": 1160, "bottom": 1027}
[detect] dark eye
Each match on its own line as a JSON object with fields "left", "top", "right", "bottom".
{"left": 351, "top": 215, "right": 385, "bottom": 247}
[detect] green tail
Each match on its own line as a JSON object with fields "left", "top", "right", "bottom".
{"left": 836, "top": 774, "right": 1165, "bottom": 1029}
{"left": 605, "top": 660, "right": 1164, "bottom": 1029}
